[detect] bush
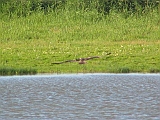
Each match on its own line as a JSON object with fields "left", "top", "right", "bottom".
{"left": 1, "top": 0, "right": 66, "bottom": 17}
{"left": 98, "top": 0, "right": 159, "bottom": 14}
{"left": 1, "top": 0, "right": 159, "bottom": 17}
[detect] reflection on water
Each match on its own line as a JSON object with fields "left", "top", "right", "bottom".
{"left": 0, "top": 74, "right": 160, "bottom": 119}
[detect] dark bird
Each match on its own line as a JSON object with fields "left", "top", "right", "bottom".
{"left": 51, "top": 56, "right": 100, "bottom": 64}
{"left": 51, "top": 52, "right": 111, "bottom": 65}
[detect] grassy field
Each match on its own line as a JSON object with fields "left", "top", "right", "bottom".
{"left": 0, "top": 1, "right": 160, "bottom": 75}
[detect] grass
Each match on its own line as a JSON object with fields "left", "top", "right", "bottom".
{"left": 0, "top": 67, "right": 37, "bottom": 76}
{"left": 0, "top": 1, "right": 160, "bottom": 75}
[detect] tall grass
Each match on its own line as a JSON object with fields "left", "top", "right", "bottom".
{"left": 0, "top": 67, "right": 37, "bottom": 76}
{"left": 1, "top": 0, "right": 159, "bottom": 17}
{"left": 0, "top": 0, "right": 160, "bottom": 75}
{"left": 1, "top": 7, "right": 159, "bottom": 42}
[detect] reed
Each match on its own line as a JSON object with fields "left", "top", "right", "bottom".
{"left": 0, "top": 67, "right": 37, "bottom": 76}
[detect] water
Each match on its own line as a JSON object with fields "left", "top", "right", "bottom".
{"left": 0, "top": 73, "right": 160, "bottom": 120}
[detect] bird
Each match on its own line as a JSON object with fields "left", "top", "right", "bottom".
{"left": 51, "top": 56, "right": 99, "bottom": 64}
{"left": 51, "top": 52, "right": 111, "bottom": 65}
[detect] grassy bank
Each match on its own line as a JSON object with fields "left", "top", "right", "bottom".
{"left": 0, "top": 1, "right": 160, "bottom": 75}
{"left": 0, "top": 67, "right": 37, "bottom": 76}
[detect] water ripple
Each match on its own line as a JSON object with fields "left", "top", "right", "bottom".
{"left": 0, "top": 74, "right": 160, "bottom": 119}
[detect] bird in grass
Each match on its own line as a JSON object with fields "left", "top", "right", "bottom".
{"left": 52, "top": 56, "right": 99, "bottom": 64}
{"left": 51, "top": 53, "right": 111, "bottom": 65}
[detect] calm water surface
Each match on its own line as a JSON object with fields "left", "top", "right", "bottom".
{"left": 0, "top": 73, "right": 160, "bottom": 120}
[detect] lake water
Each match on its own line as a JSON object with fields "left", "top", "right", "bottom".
{"left": 0, "top": 73, "right": 160, "bottom": 120}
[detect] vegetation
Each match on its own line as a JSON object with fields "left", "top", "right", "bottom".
{"left": 0, "top": 0, "right": 160, "bottom": 75}
{"left": 0, "top": 67, "right": 37, "bottom": 76}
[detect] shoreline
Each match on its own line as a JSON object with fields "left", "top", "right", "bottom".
{"left": 1, "top": 72, "right": 160, "bottom": 77}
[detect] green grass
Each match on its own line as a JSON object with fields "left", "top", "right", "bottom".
{"left": 0, "top": 1, "right": 160, "bottom": 75}
{"left": 0, "top": 67, "right": 37, "bottom": 76}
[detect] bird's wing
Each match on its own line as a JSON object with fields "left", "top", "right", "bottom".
{"left": 51, "top": 59, "right": 76, "bottom": 64}
{"left": 84, "top": 56, "right": 100, "bottom": 60}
